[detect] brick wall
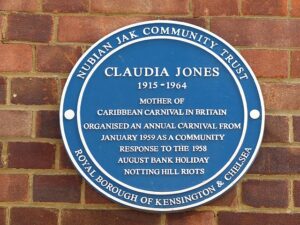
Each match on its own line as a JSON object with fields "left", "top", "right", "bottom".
{"left": 0, "top": 0, "right": 299, "bottom": 225}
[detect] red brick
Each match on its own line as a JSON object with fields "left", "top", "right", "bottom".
{"left": 0, "top": 174, "right": 28, "bottom": 201}
{"left": 193, "top": 0, "right": 238, "bottom": 16}
{"left": 0, "top": 16, "right": 2, "bottom": 38}
{"left": 171, "top": 18, "right": 206, "bottom": 28}
{"left": 291, "top": 0, "right": 300, "bottom": 16}
{"left": 43, "top": 0, "right": 89, "bottom": 13}
{"left": 58, "top": 16, "right": 151, "bottom": 43}
{"left": 294, "top": 116, "right": 300, "bottom": 142}
{"left": 60, "top": 78, "right": 67, "bottom": 92}
{"left": 0, "top": 143, "right": 3, "bottom": 167}
{"left": 241, "top": 50, "right": 288, "bottom": 78}
{"left": 261, "top": 83, "right": 300, "bottom": 110}
{"left": 33, "top": 175, "right": 81, "bottom": 203}
{"left": 91, "top": 0, "right": 189, "bottom": 14}
{"left": 0, "top": 111, "right": 32, "bottom": 137}
{"left": 0, "top": 77, "right": 6, "bottom": 104}
{"left": 8, "top": 142, "right": 55, "bottom": 169}
{"left": 294, "top": 180, "right": 300, "bottom": 207}
{"left": 263, "top": 115, "right": 289, "bottom": 143}
{"left": 249, "top": 147, "right": 300, "bottom": 174}
{"left": 36, "top": 111, "right": 60, "bottom": 138}
{"left": 11, "top": 78, "right": 58, "bottom": 105}
{"left": 62, "top": 209, "right": 161, "bottom": 225}
{"left": 211, "top": 18, "right": 300, "bottom": 47}
{"left": 291, "top": 51, "right": 300, "bottom": 78}
{"left": 218, "top": 212, "right": 300, "bottom": 225}
{"left": 11, "top": 207, "right": 58, "bottom": 225}
{"left": 0, "top": 44, "right": 32, "bottom": 72}
{"left": 85, "top": 185, "right": 113, "bottom": 204}
{"left": 166, "top": 211, "right": 215, "bottom": 225}
{"left": 37, "top": 46, "right": 82, "bottom": 73}
{"left": 0, "top": 0, "right": 39, "bottom": 12}
{"left": 242, "top": 180, "right": 288, "bottom": 208}
{"left": 7, "top": 14, "right": 53, "bottom": 43}
{"left": 207, "top": 187, "right": 237, "bottom": 206}
{"left": 0, "top": 208, "right": 5, "bottom": 225}
{"left": 242, "top": 0, "right": 288, "bottom": 16}
{"left": 60, "top": 145, "right": 75, "bottom": 169}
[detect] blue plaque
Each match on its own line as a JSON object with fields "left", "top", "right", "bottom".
{"left": 60, "top": 21, "right": 264, "bottom": 211}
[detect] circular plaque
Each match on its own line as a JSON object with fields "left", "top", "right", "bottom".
{"left": 60, "top": 20, "right": 264, "bottom": 211}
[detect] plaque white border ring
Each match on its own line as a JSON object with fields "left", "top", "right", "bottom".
{"left": 60, "top": 20, "right": 265, "bottom": 212}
